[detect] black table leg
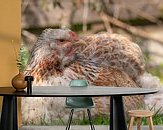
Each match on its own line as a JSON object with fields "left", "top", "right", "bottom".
{"left": 110, "top": 96, "right": 127, "bottom": 130}
{"left": 0, "top": 96, "right": 18, "bottom": 130}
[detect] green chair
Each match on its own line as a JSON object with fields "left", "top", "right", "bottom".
{"left": 65, "top": 79, "right": 95, "bottom": 130}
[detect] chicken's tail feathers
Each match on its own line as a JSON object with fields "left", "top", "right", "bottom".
{"left": 136, "top": 72, "right": 162, "bottom": 88}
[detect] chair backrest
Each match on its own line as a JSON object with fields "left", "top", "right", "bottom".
{"left": 69, "top": 79, "right": 88, "bottom": 87}
{"left": 66, "top": 79, "right": 94, "bottom": 108}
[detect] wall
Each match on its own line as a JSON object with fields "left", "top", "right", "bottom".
{"left": 0, "top": 0, "right": 21, "bottom": 125}
{"left": 0, "top": 0, "right": 21, "bottom": 85}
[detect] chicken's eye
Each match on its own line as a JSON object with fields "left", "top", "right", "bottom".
{"left": 59, "top": 39, "right": 65, "bottom": 42}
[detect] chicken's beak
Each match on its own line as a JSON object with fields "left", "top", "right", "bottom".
{"left": 72, "top": 39, "right": 87, "bottom": 48}
{"left": 69, "top": 31, "right": 87, "bottom": 47}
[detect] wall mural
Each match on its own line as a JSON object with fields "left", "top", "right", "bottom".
{"left": 21, "top": 28, "right": 160, "bottom": 124}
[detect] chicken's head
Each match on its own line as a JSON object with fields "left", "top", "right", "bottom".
{"left": 29, "top": 28, "right": 80, "bottom": 72}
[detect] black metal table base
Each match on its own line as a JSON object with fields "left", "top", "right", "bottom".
{"left": 0, "top": 96, "right": 18, "bottom": 130}
{"left": 110, "top": 96, "right": 127, "bottom": 130}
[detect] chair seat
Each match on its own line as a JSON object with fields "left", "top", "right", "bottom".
{"left": 128, "top": 110, "right": 153, "bottom": 117}
{"left": 66, "top": 97, "right": 94, "bottom": 108}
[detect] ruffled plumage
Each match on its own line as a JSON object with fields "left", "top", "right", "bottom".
{"left": 23, "top": 29, "right": 146, "bottom": 124}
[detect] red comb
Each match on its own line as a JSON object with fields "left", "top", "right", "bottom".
{"left": 69, "top": 31, "right": 79, "bottom": 41}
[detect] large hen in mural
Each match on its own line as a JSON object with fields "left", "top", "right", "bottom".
{"left": 23, "top": 28, "right": 146, "bottom": 124}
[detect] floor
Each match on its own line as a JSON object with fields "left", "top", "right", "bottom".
{"left": 20, "top": 125, "right": 163, "bottom": 130}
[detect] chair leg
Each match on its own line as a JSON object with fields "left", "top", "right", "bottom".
{"left": 66, "top": 109, "right": 74, "bottom": 130}
{"left": 137, "top": 117, "right": 141, "bottom": 130}
{"left": 87, "top": 109, "right": 95, "bottom": 130}
{"left": 148, "top": 116, "right": 154, "bottom": 130}
{"left": 128, "top": 116, "right": 134, "bottom": 130}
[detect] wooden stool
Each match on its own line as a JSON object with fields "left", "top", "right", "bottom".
{"left": 128, "top": 110, "right": 154, "bottom": 130}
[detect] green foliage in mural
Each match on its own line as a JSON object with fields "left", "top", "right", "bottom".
{"left": 16, "top": 44, "right": 29, "bottom": 72}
